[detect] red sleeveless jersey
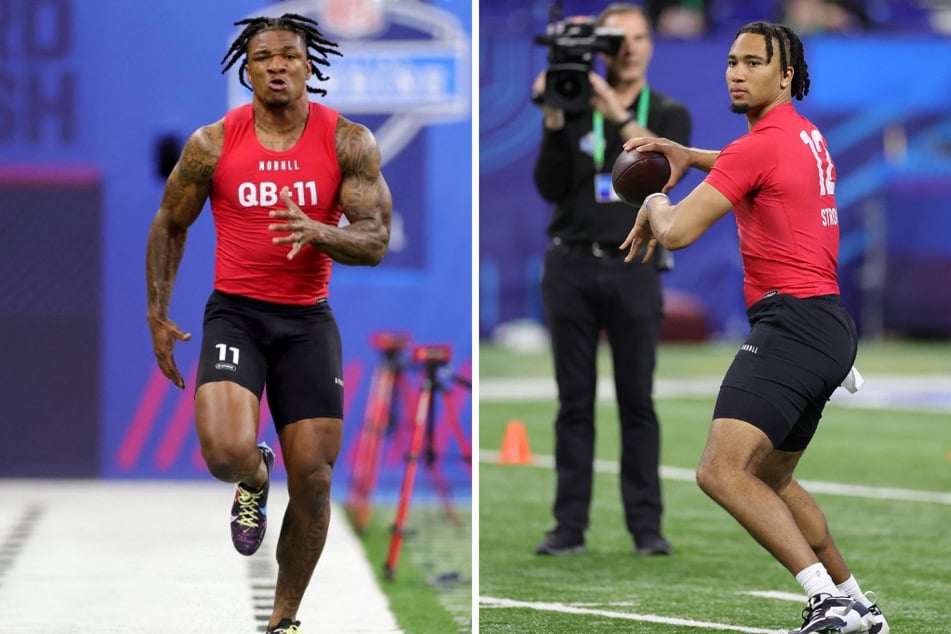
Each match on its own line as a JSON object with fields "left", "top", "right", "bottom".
{"left": 210, "top": 102, "right": 342, "bottom": 305}
{"left": 705, "top": 103, "right": 840, "bottom": 307}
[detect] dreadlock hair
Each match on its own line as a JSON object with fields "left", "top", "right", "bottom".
{"left": 736, "top": 21, "right": 810, "bottom": 100}
{"left": 221, "top": 13, "right": 342, "bottom": 96}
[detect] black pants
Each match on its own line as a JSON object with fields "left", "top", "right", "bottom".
{"left": 541, "top": 242, "right": 665, "bottom": 540}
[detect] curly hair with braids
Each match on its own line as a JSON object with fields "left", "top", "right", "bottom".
{"left": 220, "top": 13, "right": 342, "bottom": 96}
{"left": 735, "top": 21, "right": 810, "bottom": 100}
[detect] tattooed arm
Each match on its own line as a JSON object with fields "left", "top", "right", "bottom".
{"left": 269, "top": 116, "right": 392, "bottom": 265}
{"left": 145, "top": 121, "right": 222, "bottom": 388}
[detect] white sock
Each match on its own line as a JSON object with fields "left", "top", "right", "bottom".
{"left": 837, "top": 575, "right": 873, "bottom": 606}
{"left": 795, "top": 563, "right": 840, "bottom": 598}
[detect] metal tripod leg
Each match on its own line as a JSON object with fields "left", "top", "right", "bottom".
{"left": 383, "top": 370, "right": 434, "bottom": 580}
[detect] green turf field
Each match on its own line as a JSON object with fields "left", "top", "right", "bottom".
{"left": 479, "top": 340, "right": 951, "bottom": 633}
{"left": 358, "top": 503, "right": 472, "bottom": 633}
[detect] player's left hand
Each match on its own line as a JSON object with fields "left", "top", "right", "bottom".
{"left": 620, "top": 204, "right": 657, "bottom": 264}
{"left": 269, "top": 187, "right": 323, "bottom": 260}
{"left": 623, "top": 137, "right": 689, "bottom": 192}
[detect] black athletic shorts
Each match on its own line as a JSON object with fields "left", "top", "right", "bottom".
{"left": 712, "top": 292, "right": 857, "bottom": 452}
{"left": 196, "top": 290, "right": 344, "bottom": 428}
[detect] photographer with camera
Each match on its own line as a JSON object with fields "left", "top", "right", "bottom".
{"left": 531, "top": 2, "right": 691, "bottom": 557}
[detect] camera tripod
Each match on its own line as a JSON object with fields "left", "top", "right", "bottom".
{"left": 383, "top": 343, "right": 472, "bottom": 581}
{"left": 346, "top": 331, "right": 413, "bottom": 533}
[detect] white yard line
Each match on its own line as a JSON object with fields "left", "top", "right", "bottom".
{"left": 480, "top": 375, "right": 951, "bottom": 413}
{"left": 741, "top": 591, "right": 806, "bottom": 603}
{"left": 479, "top": 596, "right": 785, "bottom": 634}
{"left": 0, "top": 481, "right": 400, "bottom": 633}
{"left": 478, "top": 592, "right": 810, "bottom": 632}
{"left": 480, "top": 450, "right": 951, "bottom": 505}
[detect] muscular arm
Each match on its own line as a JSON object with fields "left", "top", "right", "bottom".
{"left": 145, "top": 122, "right": 220, "bottom": 388}
{"left": 309, "top": 117, "right": 391, "bottom": 265}
{"left": 680, "top": 147, "right": 720, "bottom": 173}
{"left": 622, "top": 182, "right": 732, "bottom": 262}
{"left": 645, "top": 182, "right": 733, "bottom": 250}
{"left": 621, "top": 139, "right": 731, "bottom": 262}
{"left": 146, "top": 123, "right": 221, "bottom": 320}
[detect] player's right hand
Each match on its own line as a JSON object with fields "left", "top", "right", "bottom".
{"left": 623, "top": 136, "right": 689, "bottom": 193}
{"left": 147, "top": 314, "right": 191, "bottom": 389}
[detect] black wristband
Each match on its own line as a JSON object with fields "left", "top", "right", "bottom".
{"left": 618, "top": 114, "right": 637, "bottom": 128}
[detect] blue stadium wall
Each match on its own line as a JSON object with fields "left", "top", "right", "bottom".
{"left": 480, "top": 0, "right": 951, "bottom": 342}
{"left": 0, "top": 0, "right": 472, "bottom": 489}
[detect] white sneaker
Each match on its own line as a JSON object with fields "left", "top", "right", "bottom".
{"left": 864, "top": 592, "right": 889, "bottom": 634}
{"left": 793, "top": 593, "right": 873, "bottom": 633}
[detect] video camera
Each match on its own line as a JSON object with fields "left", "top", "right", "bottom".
{"left": 534, "top": 16, "right": 624, "bottom": 113}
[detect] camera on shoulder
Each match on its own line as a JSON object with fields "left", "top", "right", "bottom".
{"left": 534, "top": 17, "right": 623, "bottom": 113}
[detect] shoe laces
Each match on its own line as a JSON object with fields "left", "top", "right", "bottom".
{"left": 235, "top": 485, "right": 263, "bottom": 528}
{"left": 800, "top": 593, "right": 850, "bottom": 626}
{"left": 800, "top": 593, "right": 828, "bottom": 624}
{"left": 801, "top": 593, "right": 866, "bottom": 629}
{"left": 269, "top": 620, "right": 301, "bottom": 633}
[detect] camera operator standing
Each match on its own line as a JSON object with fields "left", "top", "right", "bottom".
{"left": 531, "top": 2, "right": 691, "bottom": 557}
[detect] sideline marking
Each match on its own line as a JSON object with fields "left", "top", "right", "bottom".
{"left": 0, "top": 505, "right": 43, "bottom": 588}
{"left": 742, "top": 591, "right": 805, "bottom": 603}
{"left": 480, "top": 375, "right": 951, "bottom": 413}
{"left": 479, "top": 450, "right": 951, "bottom": 505}
{"left": 480, "top": 596, "right": 784, "bottom": 633}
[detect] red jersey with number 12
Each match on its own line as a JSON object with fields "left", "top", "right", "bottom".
{"left": 705, "top": 103, "right": 840, "bottom": 307}
{"left": 210, "top": 102, "right": 342, "bottom": 305}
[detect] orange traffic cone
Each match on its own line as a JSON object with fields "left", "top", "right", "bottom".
{"left": 498, "top": 420, "right": 532, "bottom": 465}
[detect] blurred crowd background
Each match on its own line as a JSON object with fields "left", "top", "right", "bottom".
{"left": 480, "top": 0, "right": 951, "bottom": 344}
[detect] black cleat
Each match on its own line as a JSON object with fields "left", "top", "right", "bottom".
{"left": 534, "top": 528, "right": 586, "bottom": 556}
{"left": 634, "top": 534, "right": 671, "bottom": 555}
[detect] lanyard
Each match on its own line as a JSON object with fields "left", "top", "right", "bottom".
{"left": 592, "top": 110, "right": 605, "bottom": 170}
{"left": 592, "top": 85, "right": 651, "bottom": 171}
{"left": 636, "top": 85, "right": 651, "bottom": 128}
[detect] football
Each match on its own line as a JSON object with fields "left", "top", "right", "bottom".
{"left": 611, "top": 149, "right": 671, "bottom": 205}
